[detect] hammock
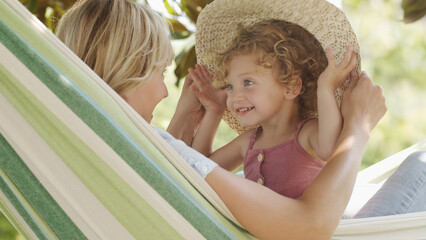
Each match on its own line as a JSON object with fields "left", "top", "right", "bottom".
{"left": 0, "top": 0, "right": 425, "bottom": 239}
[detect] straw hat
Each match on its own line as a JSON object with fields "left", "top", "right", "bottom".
{"left": 195, "top": 0, "right": 360, "bottom": 134}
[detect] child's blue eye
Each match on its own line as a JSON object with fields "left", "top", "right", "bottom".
{"left": 226, "top": 84, "right": 233, "bottom": 90}
{"left": 244, "top": 80, "right": 253, "bottom": 86}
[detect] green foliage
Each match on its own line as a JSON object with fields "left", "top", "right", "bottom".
{"left": 19, "top": 0, "right": 76, "bottom": 31}
{"left": 160, "top": 0, "right": 214, "bottom": 85}
{"left": 344, "top": 0, "right": 426, "bottom": 168}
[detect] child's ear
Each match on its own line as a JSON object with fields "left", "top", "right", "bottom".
{"left": 284, "top": 77, "right": 302, "bottom": 100}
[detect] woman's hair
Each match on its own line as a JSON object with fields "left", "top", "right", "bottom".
{"left": 55, "top": 0, "right": 174, "bottom": 95}
{"left": 215, "top": 19, "right": 328, "bottom": 120}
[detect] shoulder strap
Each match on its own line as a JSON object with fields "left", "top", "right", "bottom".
{"left": 294, "top": 117, "right": 316, "bottom": 140}
{"left": 247, "top": 127, "right": 262, "bottom": 149}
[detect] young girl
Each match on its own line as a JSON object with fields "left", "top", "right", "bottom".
{"left": 54, "top": 0, "right": 423, "bottom": 239}
{"left": 190, "top": 19, "right": 358, "bottom": 198}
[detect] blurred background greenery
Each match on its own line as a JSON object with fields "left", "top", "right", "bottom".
{"left": 1, "top": 0, "right": 424, "bottom": 238}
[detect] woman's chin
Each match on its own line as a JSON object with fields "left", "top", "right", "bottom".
{"left": 141, "top": 113, "right": 153, "bottom": 124}
{"left": 147, "top": 115, "right": 153, "bottom": 123}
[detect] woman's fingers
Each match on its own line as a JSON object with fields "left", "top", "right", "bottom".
{"left": 342, "top": 70, "right": 358, "bottom": 102}
{"left": 183, "top": 74, "right": 193, "bottom": 88}
{"left": 347, "top": 70, "right": 359, "bottom": 89}
{"left": 369, "top": 85, "right": 387, "bottom": 131}
{"left": 343, "top": 71, "right": 386, "bottom": 132}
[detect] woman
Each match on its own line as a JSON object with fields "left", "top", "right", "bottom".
{"left": 55, "top": 0, "right": 424, "bottom": 239}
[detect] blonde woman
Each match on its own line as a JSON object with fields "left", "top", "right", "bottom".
{"left": 55, "top": 0, "right": 425, "bottom": 239}
{"left": 55, "top": 0, "right": 200, "bottom": 144}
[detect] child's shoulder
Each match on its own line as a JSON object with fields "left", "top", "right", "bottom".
{"left": 300, "top": 118, "right": 318, "bottom": 132}
{"left": 232, "top": 128, "right": 256, "bottom": 152}
{"left": 297, "top": 118, "right": 318, "bottom": 145}
{"left": 295, "top": 117, "right": 318, "bottom": 135}
{"left": 234, "top": 129, "right": 254, "bottom": 144}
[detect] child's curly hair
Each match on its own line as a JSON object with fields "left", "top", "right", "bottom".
{"left": 214, "top": 19, "right": 328, "bottom": 120}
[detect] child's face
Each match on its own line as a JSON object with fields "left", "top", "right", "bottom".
{"left": 225, "top": 53, "right": 289, "bottom": 127}
{"left": 122, "top": 67, "right": 168, "bottom": 123}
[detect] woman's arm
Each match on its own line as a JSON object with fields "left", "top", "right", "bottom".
{"left": 310, "top": 46, "right": 357, "bottom": 160}
{"left": 206, "top": 71, "right": 386, "bottom": 240}
{"left": 209, "top": 132, "right": 249, "bottom": 171}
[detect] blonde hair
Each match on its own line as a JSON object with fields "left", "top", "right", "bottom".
{"left": 215, "top": 19, "right": 328, "bottom": 120}
{"left": 55, "top": 0, "right": 174, "bottom": 95}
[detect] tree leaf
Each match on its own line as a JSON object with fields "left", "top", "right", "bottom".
{"left": 168, "top": 19, "right": 191, "bottom": 39}
{"left": 180, "top": 0, "right": 212, "bottom": 23}
{"left": 19, "top": 0, "right": 77, "bottom": 31}
{"left": 402, "top": 0, "right": 426, "bottom": 23}
{"left": 163, "top": 0, "right": 181, "bottom": 16}
{"left": 174, "top": 45, "right": 196, "bottom": 86}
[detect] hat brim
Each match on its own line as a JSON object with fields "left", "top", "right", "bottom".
{"left": 196, "top": 0, "right": 360, "bottom": 134}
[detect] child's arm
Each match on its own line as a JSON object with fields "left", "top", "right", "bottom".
{"left": 189, "top": 64, "right": 227, "bottom": 156}
{"left": 310, "top": 45, "right": 357, "bottom": 160}
{"left": 190, "top": 64, "right": 246, "bottom": 170}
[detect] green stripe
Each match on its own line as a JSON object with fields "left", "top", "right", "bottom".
{"left": 0, "top": 190, "right": 36, "bottom": 240}
{"left": 0, "top": 52, "right": 183, "bottom": 239}
{"left": 0, "top": 133, "right": 80, "bottom": 239}
{"left": 0, "top": 4, "right": 249, "bottom": 238}
{"left": 0, "top": 8, "right": 245, "bottom": 240}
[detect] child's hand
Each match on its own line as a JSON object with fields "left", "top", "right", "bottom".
{"left": 176, "top": 74, "right": 206, "bottom": 126}
{"left": 189, "top": 64, "right": 227, "bottom": 115}
{"left": 318, "top": 45, "right": 357, "bottom": 90}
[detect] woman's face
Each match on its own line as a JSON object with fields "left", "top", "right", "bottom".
{"left": 122, "top": 67, "right": 168, "bottom": 123}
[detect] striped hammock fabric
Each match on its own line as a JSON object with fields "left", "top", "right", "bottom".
{"left": 0, "top": 0, "right": 425, "bottom": 239}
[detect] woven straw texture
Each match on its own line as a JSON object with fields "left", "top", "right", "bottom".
{"left": 196, "top": 0, "right": 360, "bottom": 133}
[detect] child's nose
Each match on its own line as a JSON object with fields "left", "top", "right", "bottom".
{"left": 228, "top": 88, "right": 244, "bottom": 101}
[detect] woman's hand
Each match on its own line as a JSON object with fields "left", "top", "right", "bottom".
{"left": 189, "top": 64, "right": 227, "bottom": 115}
{"left": 341, "top": 71, "right": 387, "bottom": 135}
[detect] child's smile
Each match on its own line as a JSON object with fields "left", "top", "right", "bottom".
{"left": 236, "top": 106, "right": 255, "bottom": 114}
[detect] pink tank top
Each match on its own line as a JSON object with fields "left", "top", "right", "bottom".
{"left": 243, "top": 118, "right": 325, "bottom": 199}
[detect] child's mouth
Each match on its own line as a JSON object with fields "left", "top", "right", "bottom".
{"left": 237, "top": 107, "right": 254, "bottom": 113}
